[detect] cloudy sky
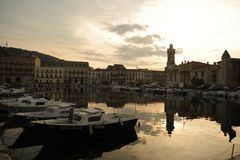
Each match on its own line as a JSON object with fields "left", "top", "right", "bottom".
{"left": 1, "top": 0, "right": 240, "bottom": 70}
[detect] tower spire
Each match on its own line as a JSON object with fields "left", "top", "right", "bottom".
{"left": 167, "top": 44, "right": 176, "bottom": 68}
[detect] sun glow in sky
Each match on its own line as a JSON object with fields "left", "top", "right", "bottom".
{"left": 1, "top": 0, "right": 240, "bottom": 69}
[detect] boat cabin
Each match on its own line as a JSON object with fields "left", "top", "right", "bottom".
{"left": 44, "top": 106, "right": 72, "bottom": 114}
{"left": 71, "top": 109, "right": 104, "bottom": 124}
{"left": 15, "top": 98, "right": 48, "bottom": 106}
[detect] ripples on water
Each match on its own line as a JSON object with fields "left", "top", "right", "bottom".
{"left": 1, "top": 87, "right": 240, "bottom": 160}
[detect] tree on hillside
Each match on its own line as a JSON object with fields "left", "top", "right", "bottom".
{"left": 191, "top": 76, "right": 204, "bottom": 87}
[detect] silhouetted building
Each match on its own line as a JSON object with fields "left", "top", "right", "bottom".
{"left": 165, "top": 44, "right": 240, "bottom": 87}
{"left": 218, "top": 50, "right": 240, "bottom": 87}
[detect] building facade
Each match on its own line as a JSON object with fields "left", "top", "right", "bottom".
{"left": 35, "top": 66, "right": 64, "bottom": 84}
{"left": 63, "top": 61, "right": 90, "bottom": 85}
{"left": 0, "top": 55, "right": 40, "bottom": 85}
{"left": 218, "top": 51, "right": 240, "bottom": 87}
{"left": 88, "top": 69, "right": 100, "bottom": 85}
{"left": 165, "top": 44, "right": 240, "bottom": 87}
{"left": 95, "top": 69, "right": 111, "bottom": 85}
{"left": 107, "top": 64, "right": 126, "bottom": 85}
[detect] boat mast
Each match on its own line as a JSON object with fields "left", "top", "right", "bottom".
{"left": 68, "top": 107, "right": 74, "bottom": 123}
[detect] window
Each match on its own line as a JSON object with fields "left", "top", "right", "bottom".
{"left": 73, "top": 115, "right": 82, "bottom": 121}
{"left": 36, "top": 102, "right": 46, "bottom": 105}
{"left": 88, "top": 116, "right": 101, "bottom": 122}
{"left": 21, "top": 100, "right": 31, "bottom": 104}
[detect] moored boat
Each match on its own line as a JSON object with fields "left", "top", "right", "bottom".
{"left": 0, "top": 97, "right": 50, "bottom": 113}
{"left": 9, "top": 128, "right": 138, "bottom": 160}
{"left": 0, "top": 96, "right": 74, "bottom": 113}
{"left": 13, "top": 109, "right": 138, "bottom": 144}
{"left": 3, "top": 106, "right": 104, "bottom": 128}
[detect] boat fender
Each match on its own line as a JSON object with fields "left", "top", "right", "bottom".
{"left": 119, "top": 118, "right": 123, "bottom": 127}
{"left": 89, "top": 125, "right": 93, "bottom": 135}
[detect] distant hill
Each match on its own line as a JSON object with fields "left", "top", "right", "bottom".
{"left": 0, "top": 46, "right": 64, "bottom": 66}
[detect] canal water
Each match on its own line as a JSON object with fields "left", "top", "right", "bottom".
{"left": 1, "top": 87, "right": 240, "bottom": 160}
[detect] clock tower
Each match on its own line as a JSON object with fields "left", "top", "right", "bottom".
{"left": 167, "top": 44, "right": 175, "bottom": 69}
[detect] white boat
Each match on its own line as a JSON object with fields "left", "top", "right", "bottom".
{"left": 0, "top": 96, "right": 34, "bottom": 105}
{"left": 228, "top": 87, "right": 240, "bottom": 98}
{"left": 4, "top": 106, "right": 104, "bottom": 128}
{"left": 10, "top": 88, "right": 26, "bottom": 94}
{"left": 13, "top": 109, "right": 138, "bottom": 143}
{"left": 0, "top": 87, "right": 12, "bottom": 98}
{"left": 203, "top": 85, "right": 229, "bottom": 97}
{"left": 0, "top": 96, "right": 73, "bottom": 113}
{"left": 0, "top": 87, "right": 28, "bottom": 98}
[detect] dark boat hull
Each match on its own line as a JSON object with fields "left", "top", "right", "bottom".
{"left": 10, "top": 118, "right": 138, "bottom": 148}
{"left": 35, "top": 129, "right": 138, "bottom": 160}
{"left": 10, "top": 129, "right": 138, "bottom": 160}
{"left": 3, "top": 115, "right": 60, "bottom": 128}
{"left": 0, "top": 105, "right": 46, "bottom": 113}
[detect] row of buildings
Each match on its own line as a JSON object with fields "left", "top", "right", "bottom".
{"left": 34, "top": 64, "right": 164, "bottom": 86}
{"left": 0, "top": 54, "right": 165, "bottom": 86}
{"left": 0, "top": 44, "right": 239, "bottom": 87}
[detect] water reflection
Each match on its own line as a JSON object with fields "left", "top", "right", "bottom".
{"left": 35, "top": 129, "right": 137, "bottom": 160}
{"left": 1, "top": 88, "right": 240, "bottom": 160}
{"left": 39, "top": 87, "right": 164, "bottom": 108}
{"left": 8, "top": 129, "right": 138, "bottom": 160}
{"left": 164, "top": 95, "right": 240, "bottom": 141}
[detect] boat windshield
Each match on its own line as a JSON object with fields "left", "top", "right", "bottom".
{"left": 73, "top": 115, "right": 81, "bottom": 121}
{"left": 88, "top": 116, "right": 101, "bottom": 122}
{"left": 60, "top": 110, "right": 70, "bottom": 114}
{"left": 22, "top": 100, "right": 31, "bottom": 104}
{"left": 36, "top": 102, "right": 46, "bottom": 105}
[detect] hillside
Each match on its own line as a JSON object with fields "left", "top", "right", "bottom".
{"left": 0, "top": 46, "right": 64, "bottom": 66}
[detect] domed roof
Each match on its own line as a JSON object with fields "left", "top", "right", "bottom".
{"left": 221, "top": 50, "right": 230, "bottom": 60}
